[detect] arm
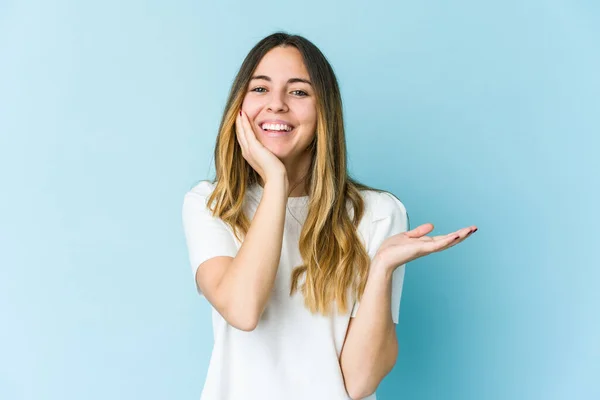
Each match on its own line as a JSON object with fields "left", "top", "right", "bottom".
{"left": 339, "top": 258, "right": 398, "bottom": 399}
{"left": 195, "top": 175, "right": 288, "bottom": 331}
{"left": 340, "top": 205, "right": 477, "bottom": 398}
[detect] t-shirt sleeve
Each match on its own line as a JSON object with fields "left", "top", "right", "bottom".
{"left": 351, "top": 191, "right": 409, "bottom": 324}
{"left": 182, "top": 190, "right": 239, "bottom": 295}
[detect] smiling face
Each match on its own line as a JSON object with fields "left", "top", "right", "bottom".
{"left": 241, "top": 46, "right": 318, "bottom": 170}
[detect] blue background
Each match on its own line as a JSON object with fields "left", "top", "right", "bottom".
{"left": 1, "top": 0, "right": 598, "bottom": 399}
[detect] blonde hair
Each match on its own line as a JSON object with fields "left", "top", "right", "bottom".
{"left": 206, "top": 32, "right": 383, "bottom": 316}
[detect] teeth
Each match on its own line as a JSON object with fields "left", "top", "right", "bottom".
{"left": 261, "top": 123, "right": 292, "bottom": 132}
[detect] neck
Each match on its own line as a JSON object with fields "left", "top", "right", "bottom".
{"left": 259, "top": 152, "right": 312, "bottom": 197}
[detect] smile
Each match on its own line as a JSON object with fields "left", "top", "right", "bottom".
{"left": 260, "top": 122, "right": 294, "bottom": 132}
{"left": 260, "top": 124, "right": 295, "bottom": 137}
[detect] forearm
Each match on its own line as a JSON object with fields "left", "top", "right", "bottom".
{"left": 340, "top": 259, "right": 399, "bottom": 399}
{"left": 219, "top": 177, "right": 288, "bottom": 327}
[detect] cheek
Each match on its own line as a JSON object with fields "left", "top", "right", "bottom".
{"left": 241, "top": 96, "right": 263, "bottom": 116}
{"left": 297, "top": 103, "right": 318, "bottom": 128}
{"left": 296, "top": 109, "right": 317, "bottom": 145}
{"left": 296, "top": 128, "right": 316, "bottom": 149}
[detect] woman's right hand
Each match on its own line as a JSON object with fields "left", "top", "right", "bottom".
{"left": 236, "top": 110, "right": 287, "bottom": 186}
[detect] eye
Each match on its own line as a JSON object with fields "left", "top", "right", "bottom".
{"left": 292, "top": 90, "right": 308, "bottom": 97}
{"left": 250, "top": 87, "right": 267, "bottom": 93}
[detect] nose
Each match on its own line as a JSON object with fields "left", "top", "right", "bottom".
{"left": 266, "top": 90, "right": 288, "bottom": 113}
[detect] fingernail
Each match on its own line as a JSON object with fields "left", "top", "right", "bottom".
{"left": 472, "top": 228, "right": 478, "bottom": 233}
{"left": 453, "top": 236, "right": 460, "bottom": 241}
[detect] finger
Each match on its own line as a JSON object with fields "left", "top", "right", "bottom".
{"left": 236, "top": 112, "right": 248, "bottom": 151}
{"left": 405, "top": 223, "right": 434, "bottom": 238}
{"left": 433, "top": 228, "right": 476, "bottom": 252}
{"left": 431, "top": 232, "right": 458, "bottom": 241}
{"left": 241, "top": 110, "right": 260, "bottom": 146}
{"left": 423, "top": 233, "right": 461, "bottom": 253}
{"left": 431, "top": 227, "right": 474, "bottom": 242}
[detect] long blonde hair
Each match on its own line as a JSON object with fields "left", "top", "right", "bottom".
{"left": 206, "top": 32, "right": 382, "bottom": 316}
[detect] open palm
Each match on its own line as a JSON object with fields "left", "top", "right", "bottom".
{"left": 374, "top": 223, "right": 478, "bottom": 270}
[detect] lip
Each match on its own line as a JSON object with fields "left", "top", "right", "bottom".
{"left": 258, "top": 119, "right": 296, "bottom": 129}
{"left": 260, "top": 126, "right": 295, "bottom": 138}
{"left": 257, "top": 119, "right": 296, "bottom": 137}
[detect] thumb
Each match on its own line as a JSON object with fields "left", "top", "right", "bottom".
{"left": 405, "top": 223, "right": 434, "bottom": 238}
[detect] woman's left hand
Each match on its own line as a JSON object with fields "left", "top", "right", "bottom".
{"left": 373, "top": 223, "right": 478, "bottom": 272}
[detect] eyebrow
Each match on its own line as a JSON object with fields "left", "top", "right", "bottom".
{"left": 250, "top": 75, "right": 312, "bottom": 86}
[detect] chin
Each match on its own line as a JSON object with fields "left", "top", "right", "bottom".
{"left": 263, "top": 143, "right": 291, "bottom": 159}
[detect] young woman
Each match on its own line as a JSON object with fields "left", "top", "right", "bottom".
{"left": 182, "top": 32, "right": 477, "bottom": 400}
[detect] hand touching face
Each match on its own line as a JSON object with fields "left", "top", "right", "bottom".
{"left": 235, "top": 109, "right": 287, "bottom": 186}
{"left": 240, "top": 46, "right": 317, "bottom": 165}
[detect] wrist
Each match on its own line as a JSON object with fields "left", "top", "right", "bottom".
{"left": 265, "top": 169, "right": 287, "bottom": 185}
{"left": 264, "top": 175, "right": 289, "bottom": 197}
{"left": 369, "top": 256, "right": 394, "bottom": 279}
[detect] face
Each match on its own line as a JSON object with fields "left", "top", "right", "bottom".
{"left": 241, "top": 46, "right": 317, "bottom": 164}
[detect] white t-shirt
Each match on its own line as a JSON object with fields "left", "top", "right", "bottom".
{"left": 182, "top": 180, "right": 409, "bottom": 400}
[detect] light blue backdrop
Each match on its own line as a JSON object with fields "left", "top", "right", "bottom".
{"left": 1, "top": 0, "right": 598, "bottom": 399}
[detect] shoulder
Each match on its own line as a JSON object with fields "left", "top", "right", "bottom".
{"left": 182, "top": 180, "right": 217, "bottom": 213}
{"left": 186, "top": 180, "right": 217, "bottom": 198}
{"left": 183, "top": 180, "right": 217, "bottom": 203}
{"left": 359, "top": 188, "right": 408, "bottom": 225}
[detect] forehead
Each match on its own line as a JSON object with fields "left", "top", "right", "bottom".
{"left": 254, "top": 46, "right": 309, "bottom": 79}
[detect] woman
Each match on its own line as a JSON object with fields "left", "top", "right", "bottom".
{"left": 182, "top": 32, "right": 477, "bottom": 400}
